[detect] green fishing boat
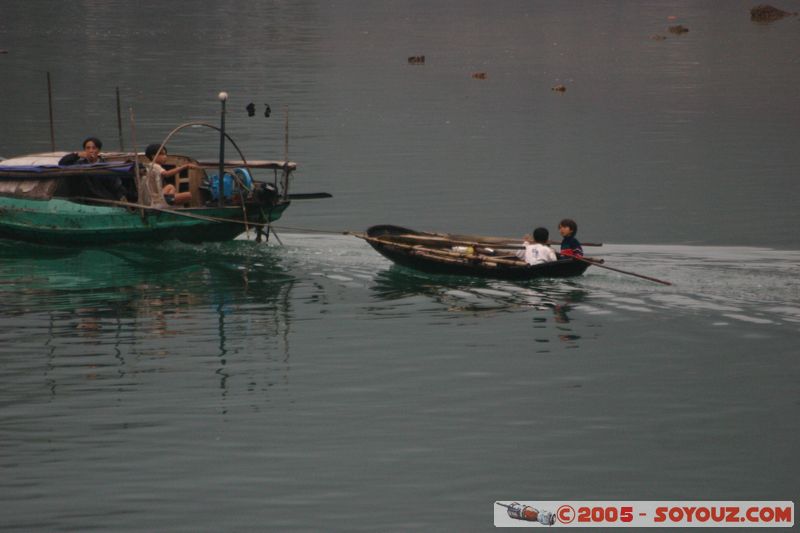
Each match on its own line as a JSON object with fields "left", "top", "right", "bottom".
{"left": 0, "top": 151, "right": 295, "bottom": 246}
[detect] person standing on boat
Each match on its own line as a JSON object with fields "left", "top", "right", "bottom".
{"left": 557, "top": 218, "right": 583, "bottom": 257}
{"left": 517, "top": 227, "right": 557, "bottom": 265}
{"left": 59, "top": 137, "right": 129, "bottom": 202}
{"left": 142, "top": 143, "right": 197, "bottom": 207}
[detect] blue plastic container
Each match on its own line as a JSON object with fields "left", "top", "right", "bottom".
{"left": 209, "top": 168, "right": 254, "bottom": 200}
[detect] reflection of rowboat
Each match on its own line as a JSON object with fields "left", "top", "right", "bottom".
{"left": 357, "top": 225, "right": 591, "bottom": 280}
{"left": 0, "top": 152, "right": 293, "bottom": 245}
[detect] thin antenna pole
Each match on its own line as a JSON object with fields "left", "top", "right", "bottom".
{"left": 282, "top": 105, "right": 290, "bottom": 199}
{"left": 116, "top": 87, "right": 124, "bottom": 151}
{"left": 284, "top": 105, "right": 289, "bottom": 163}
{"left": 47, "top": 72, "right": 55, "bottom": 151}
{"left": 218, "top": 91, "right": 228, "bottom": 207}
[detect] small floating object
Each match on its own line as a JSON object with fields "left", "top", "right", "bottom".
{"left": 651, "top": 34, "right": 667, "bottom": 40}
{"left": 551, "top": 84, "right": 567, "bottom": 92}
{"left": 750, "top": 4, "right": 793, "bottom": 22}
{"left": 451, "top": 245, "right": 475, "bottom": 255}
{"left": 471, "top": 72, "right": 487, "bottom": 80}
{"left": 668, "top": 24, "right": 689, "bottom": 34}
{"left": 407, "top": 55, "right": 425, "bottom": 64}
{"left": 0, "top": 49, "right": 9, "bottom": 54}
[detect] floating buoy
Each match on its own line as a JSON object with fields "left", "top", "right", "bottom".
{"left": 471, "top": 72, "right": 487, "bottom": 80}
{"left": 551, "top": 84, "right": 566, "bottom": 92}
{"left": 407, "top": 55, "right": 425, "bottom": 64}
{"left": 668, "top": 24, "right": 689, "bottom": 34}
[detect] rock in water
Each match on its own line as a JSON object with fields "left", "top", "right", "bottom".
{"left": 750, "top": 4, "right": 791, "bottom": 22}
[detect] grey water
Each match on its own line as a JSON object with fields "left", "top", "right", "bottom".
{"left": 1, "top": 1, "right": 798, "bottom": 531}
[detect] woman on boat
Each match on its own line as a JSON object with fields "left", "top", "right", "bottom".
{"left": 142, "top": 143, "right": 198, "bottom": 207}
{"left": 59, "top": 137, "right": 129, "bottom": 202}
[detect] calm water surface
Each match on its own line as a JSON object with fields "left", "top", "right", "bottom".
{"left": 1, "top": 1, "right": 798, "bottom": 531}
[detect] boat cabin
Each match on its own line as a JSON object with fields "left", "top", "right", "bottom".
{"left": 0, "top": 152, "right": 295, "bottom": 208}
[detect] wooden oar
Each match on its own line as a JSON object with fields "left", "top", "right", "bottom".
{"left": 574, "top": 256, "right": 672, "bottom": 286}
{"left": 286, "top": 192, "right": 332, "bottom": 200}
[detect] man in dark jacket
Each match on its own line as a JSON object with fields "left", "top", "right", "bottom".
{"left": 59, "top": 137, "right": 128, "bottom": 201}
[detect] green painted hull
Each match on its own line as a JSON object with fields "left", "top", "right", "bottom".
{"left": 0, "top": 196, "right": 289, "bottom": 245}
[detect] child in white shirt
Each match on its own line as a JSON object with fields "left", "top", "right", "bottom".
{"left": 142, "top": 143, "right": 199, "bottom": 207}
{"left": 517, "top": 227, "right": 557, "bottom": 265}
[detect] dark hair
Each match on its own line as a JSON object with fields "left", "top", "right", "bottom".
{"left": 533, "top": 227, "right": 549, "bottom": 244}
{"left": 82, "top": 137, "right": 102, "bottom": 150}
{"left": 144, "top": 143, "right": 166, "bottom": 160}
{"left": 559, "top": 218, "right": 578, "bottom": 236}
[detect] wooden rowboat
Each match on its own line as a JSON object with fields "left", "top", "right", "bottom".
{"left": 358, "top": 225, "right": 591, "bottom": 280}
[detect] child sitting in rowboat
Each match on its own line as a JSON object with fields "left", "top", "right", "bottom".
{"left": 558, "top": 218, "right": 583, "bottom": 257}
{"left": 517, "top": 227, "right": 557, "bottom": 265}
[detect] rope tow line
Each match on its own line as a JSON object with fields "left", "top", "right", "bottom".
{"left": 73, "top": 197, "right": 274, "bottom": 228}
{"left": 70, "top": 198, "right": 349, "bottom": 235}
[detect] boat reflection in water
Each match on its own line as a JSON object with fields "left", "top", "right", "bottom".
{"left": 370, "top": 266, "right": 591, "bottom": 347}
{"left": 0, "top": 239, "right": 296, "bottom": 401}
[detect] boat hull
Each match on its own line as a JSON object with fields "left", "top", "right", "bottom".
{"left": 365, "top": 225, "right": 590, "bottom": 280}
{"left": 0, "top": 196, "right": 288, "bottom": 245}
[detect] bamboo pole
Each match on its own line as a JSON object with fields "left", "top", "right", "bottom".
{"left": 46, "top": 72, "right": 55, "bottom": 151}
{"left": 116, "top": 87, "right": 124, "bottom": 151}
{"left": 389, "top": 232, "right": 601, "bottom": 249}
{"left": 364, "top": 235, "right": 527, "bottom": 267}
{"left": 128, "top": 106, "right": 143, "bottom": 218}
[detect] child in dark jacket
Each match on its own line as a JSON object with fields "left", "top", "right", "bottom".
{"left": 558, "top": 218, "right": 583, "bottom": 257}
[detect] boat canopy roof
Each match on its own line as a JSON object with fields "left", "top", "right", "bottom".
{"left": 0, "top": 153, "right": 136, "bottom": 199}
{"left": 0, "top": 161, "right": 136, "bottom": 180}
{"left": 196, "top": 159, "right": 297, "bottom": 171}
{"left": 0, "top": 152, "right": 71, "bottom": 166}
{"left": 0, "top": 153, "right": 296, "bottom": 171}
